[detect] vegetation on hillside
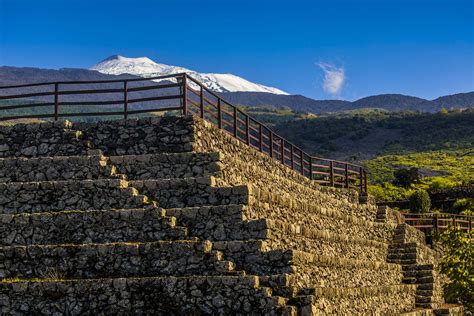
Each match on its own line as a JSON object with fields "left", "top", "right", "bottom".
{"left": 272, "top": 108, "right": 474, "bottom": 157}
{"left": 437, "top": 227, "right": 473, "bottom": 311}
{"left": 250, "top": 108, "right": 473, "bottom": 211}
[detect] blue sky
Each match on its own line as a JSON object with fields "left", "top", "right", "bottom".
{"left": 0, "top": 0, "right": 473, "bottom": 100}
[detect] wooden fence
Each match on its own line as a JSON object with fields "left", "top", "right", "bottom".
{"left": 0, "top": 73, "right": 368, "bottom": 193}
{"left": 400, "top": 212, "right": 473, "bottom": 234}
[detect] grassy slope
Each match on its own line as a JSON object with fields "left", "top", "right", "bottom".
{"left": 250, "top": 108, "right": 474, "bottom": 203}
{"left": 367, "top": 150, "right": 474, "bottom": 185}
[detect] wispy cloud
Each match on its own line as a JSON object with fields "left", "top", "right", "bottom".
{"left": 318, "top": 62, "right": 345, "bottom": 96}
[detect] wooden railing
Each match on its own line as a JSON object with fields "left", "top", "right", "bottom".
{"left": 0, "top": 73, "right": 184, "bottom": 121}
{"left": 0, "top": 73, "right": 368, "bottom": 193}
{"left": 400, "top": 212, "right": 473, "bottom": 234}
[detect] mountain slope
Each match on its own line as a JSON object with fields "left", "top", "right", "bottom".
{"left": 271, "top": 109, "right": 474, "bottom": 161}
{"left": 0, "top": 66, "right": 139, "bottom": 86}
{"left": 421, "top": 92, "right": 474, "bottom": 111}
{"left": 90, "top": 55, "right": 288, "bottom": 95}
{"left": 351, "top": 94, "right": 428, "bottom": 111}
{"left": 218, "top": 91, "right": 351, "bottom": 113}
{"left": 0, "top": 66, "right": 472, "bottom": 114}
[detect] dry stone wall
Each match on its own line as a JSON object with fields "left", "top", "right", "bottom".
{"left": 1, "top": 276, "right": 287, "bottom": 314}
{"left": 0, "top": 116, "right": 457, "bottom": 314}
{"left": 0, "top": 179, "right": 148, "bottom": 214}
{"left": 75, "top": 116, "right": 195, "bottom": 155}
{"left": 0, "top": 207, "right": 186, "bottom": 246}
{"left": 0, "top": 240, "right": 228, "bottom": 279}
{"left": 0, "top": 121, "right": 88, "bottom": 158}
{"left": 109, "top": 152, "right": 222, "bottom": 180}
{"left": 0, "top": 155, "right": 112, "bottom": 182}
{"left": 190, "top": 118, "right": 377, "bottom": 220}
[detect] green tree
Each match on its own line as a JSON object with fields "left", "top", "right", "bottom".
{"left": 438, "top": 227, "right": 473, "bottom": 311}
{"left": 393, "top": 167, "right": 420, "bottom": 188}
{"left": 409, "top": 189, "right": 431, "bottom": 213}
{"left": 451, "top": 198, "right": 474, "bottom": 216}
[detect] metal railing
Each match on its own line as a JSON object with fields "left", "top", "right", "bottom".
{"left": 0, "top": 73, "right": 368, "bottom": 193}
{"left": 400, "top": 212, "right": 473, "bottom": 234}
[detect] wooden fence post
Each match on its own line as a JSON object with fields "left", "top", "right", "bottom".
{"left": 233, "top": 107, "right": 237, "bottom": 137}
{"left": 217, "top": 99, "right": 222, "bottom": 129}
{"left": 300, "top": 151, "right": 304, "bottom": 175}
{"left": 269, "top": 131, "right": 273, "bottom": 158}
{"left": 123, "top": 81, "right": 128, "bottom": 120}
{"left": 245, "top": 115, "right": 250, "bottom": 145}
{"left": 54, "top": 83, "right": 59, "bottom": 121}
{"left": 182, "top": 74, "right": 187, "bottom": 115}
{"left": 329, "top": 161, "right": 334, "bottom": 187}
{"left": 199, "top": 86, "right": 204, "bottom": 118}
{"left": 345, "top": 164, "right": 349, "bottom": 188}
{"left": 280, "top": 139, "right": 284, "bottom": 163}
{"left": 290, "top": 145, "right": 294, "bottom": 170}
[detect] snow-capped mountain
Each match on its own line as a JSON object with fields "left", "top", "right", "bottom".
{"left": 90, "top": 55, "right": 289, "bottom": 95}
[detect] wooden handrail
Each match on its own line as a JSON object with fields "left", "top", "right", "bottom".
{"left": 400, "top": 212, "right": 473, "bottom": 234}
{"left": 183, "top": 73, "right": 367, "bottom": 193}
{"left": 0, "top": 72, "right": 368, "bottom": 194}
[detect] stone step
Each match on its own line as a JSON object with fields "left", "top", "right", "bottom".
{"left": 0, "top": 207, "right": 188, "bottom": 246}
{"left": 0, "top": 155, "right": 125, "bottom": 182}
{"left": 403, "top": 269, "right": 434, "bottom": 279}
{"left": 388, "top": 247, "right": 418, "bottom": 254}
{"left": 167, "top": 201, "right": 395, "bottom": 246}
{"left": 129, "top": 177, "right": 249, "bottom": 208}
{"left": 389, "top": 242, "right": 418, "bottom": 249}
{"left": 108, "top": 152, "right": 223, "bottom": 180}
{"left": 245, "top": 186, "right": 396, "bottom": 243}
{"left": 0, "top": 275, "right": 291, "bottom": 314}
{"left": 432, "top": 305, "right": 465, "bottom": 315}
{"left": 0, "top": 179, "right": 150, "bottom": 214}
{"left": 214, "top": 151, "right": 377, "bottom": 221}
{"left": 75, "top": 115, "right": 196, "bottom": 156}
{"left": 387, "top": 253, "right": 417, "bottom": 260}
{"left": 167, "top": 205, "right": 391, "bottom": 262}
{"left": 387, "top": 258, "right": 417, "bottom": 265}
{"left": 132, "top": 177, "right": 384, "bottom": 242}
{"left": 310, "top": 284, "right": 417, "bottom": 314}
{"left": 211, "top": 240, "right": 403, "bottom": 288}
{"left": 0, "top": 240, "right": 237, "bottom": 279}
{"left": 0, "top": 121, "right": 90, "bottom": 158}
{"left": 286, "top": 251, "right": 403, "bottom": 288}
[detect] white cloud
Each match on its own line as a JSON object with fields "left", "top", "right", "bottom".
{"left": 318, "top": 62, "right": 345, "bottom": 96}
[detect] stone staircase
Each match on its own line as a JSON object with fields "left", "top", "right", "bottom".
{"left": 0, "top": 116, "right": 463, "bottom": 314}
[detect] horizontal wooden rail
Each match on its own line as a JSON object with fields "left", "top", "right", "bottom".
{"left": 184, "top": 74, "right": 367, "bottom": 193}
{"left": 0, "top": 72, "right": 368, "bottom": 193}
{"left": 400, "top": 212, "right": 473, "bottom": 234}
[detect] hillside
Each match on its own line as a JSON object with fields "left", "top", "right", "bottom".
{"left": 271, "top": 109, "right": 474, "bottom": 161}
{"left": 1, "top": 66, "right": 473, "bottom": 114}
{"left": 351, "top": 94, "right": 427, "bottom": 111}
{"left": 0, "top": 66, "right": 139, "bottom": 85}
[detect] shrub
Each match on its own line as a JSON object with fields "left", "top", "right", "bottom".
{"left": 451, "top": 198, "right": 474, "bottom": 215}
{"left": 427, "top": 177, "right": 460, "bottom": 192}
{"left": 439, "top": 107, "right": 449, "bottom": 114}
{"left": 437, "top": 227, "right": 473, "bottom": 311}
{"left": 368, "top": 183, "right": 414, "bottom": 202}
{"left": 393, "top": 167, "right": 420, "bottom": 187}
{"left": 409, "top": 190, "right": 431, "bottom": 213}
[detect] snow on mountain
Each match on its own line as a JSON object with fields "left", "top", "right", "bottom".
{"left": 90, "top": 55, "right": 289, "bottom": 95}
